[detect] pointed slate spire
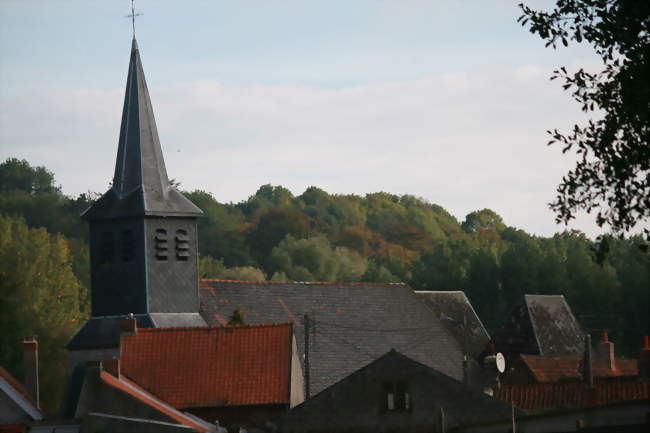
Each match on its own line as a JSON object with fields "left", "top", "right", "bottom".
{"left": 83, "top": 39, "right": 202, "bottom": 219}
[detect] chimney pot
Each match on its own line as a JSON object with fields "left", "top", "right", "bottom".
{"left": 595, "top": 331, "right": 615, "bottom": 371}
{"left": 120, "top": 314, "right": 137, "bottom": 336}
{"left": 22, "top": 337, "right": 39, "bottom": 409}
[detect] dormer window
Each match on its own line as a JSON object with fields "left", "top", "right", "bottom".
{"left": 121, "top": 229, "right": 135, "bottom": 262}
{"left": 154, "top": 229, "right": 168, "bottom": 261}
{"left": 175, "top": 229, "right": 189, "bottom": 261}
{"left": 100, "top": 231, "right": 114, "bottom": 264}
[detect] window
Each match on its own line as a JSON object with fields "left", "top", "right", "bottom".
{"left": 175, "top": 229, "right": 189, "bottom": 261}
{"left": 382, "top": 381, "right": 411, "bottom": 412}
{"left": 154, "top": 229, "right": 168, "bottom": 261}
{"left": 99, "top": 231, "right": 114, "bottom": 264}
{"left": 121, "top": 229, "right": 135, "bottom": 262}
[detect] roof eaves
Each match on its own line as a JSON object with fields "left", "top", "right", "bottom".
{"left": 99, "top": 371, "right": 213, "bottom": 432}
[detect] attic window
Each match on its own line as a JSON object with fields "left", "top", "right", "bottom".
{"left": 382, "top": 381, "right": 410, "bottom": 412}
{"left": 121, "top": 229, "right": 135, "bottom": 262}
{"left": 154, "top": 229, "right": 168, "bottom": 261}
{"left": 175, "top": 229, "right": 189, "bottom": 261}
{"left": 99, "top": 231, "right": 114, "bottom": 264}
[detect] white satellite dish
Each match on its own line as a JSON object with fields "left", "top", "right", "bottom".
{"left": 496, "top": 352, "right": 506, "bottom": 373}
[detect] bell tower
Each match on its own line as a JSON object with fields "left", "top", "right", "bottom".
{"left": 67, "top": 39, "right": 206, "bottom": 362}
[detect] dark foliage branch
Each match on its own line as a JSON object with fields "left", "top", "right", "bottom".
{"left": 519, "top": 0, "right": 650, "bottom": 241}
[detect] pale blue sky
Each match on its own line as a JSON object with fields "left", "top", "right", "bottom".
{"left": 1, "top": 1, "right": 617, "bottom": 237}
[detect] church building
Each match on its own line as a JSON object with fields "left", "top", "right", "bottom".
{"left": 66, "top": 38, "right": 207, "bottom": 371}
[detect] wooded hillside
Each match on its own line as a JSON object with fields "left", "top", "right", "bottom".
{"left": 0, "top": 158, "right": 647, "bottom": 410}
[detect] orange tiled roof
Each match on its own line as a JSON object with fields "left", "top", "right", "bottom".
{"left": 520, "top": 354, "right": 638, "bottom": 383}
{"left": 496, "top": 380, "right": 650, "bottom": 411}
{"left": 119, "top": 323, "right": 293, "bottom": 409}
{"left": 100, "top": 370, "right": 214, "bottom": 432}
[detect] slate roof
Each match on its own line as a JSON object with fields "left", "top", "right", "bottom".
{"left": 517, "top": 354, "right": 638, "bottom": 383}
{"left": 66, "top": 313, "right": 207, "bottom": 350}
{"left": 496, "top": 380, "right": 650, "bottom": 411}
{"left": 82, "top": 38, "right": 201, "bottom": 220}
{"left": 119, "top": 323, "right": 294, "bottom": 408}
{"left": 278, "top": 350, "right": 517, "bottom": 432}
{"left": 492, "top": 295, "right": 584, "bottom": 358}
{"left": 99, "top": 369, "right": 215, "bottom": 432}
{"left": 199, "top": 280, "right": 464, "bottom": 395}
{"left": 414, "top": 291, "right": 490, "bottom": 358}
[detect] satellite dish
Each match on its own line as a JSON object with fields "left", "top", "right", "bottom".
{"left": 496, "top": 352, "right": 506, "bottom": 373}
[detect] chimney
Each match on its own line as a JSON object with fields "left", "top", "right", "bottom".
{"left": 582, "top": 334, "right": 593, "bottom": 388}
{"left": 638, "top": 336, "right": 650, "bottom": 380}
{"left": 120, "top": 313, "right": 137, "bottom": 336}
{"left": 595, "top": 331, "right": 616, "bottom": 371}
{"left": 23, "top": 337, "right": 39, "bottom": 409}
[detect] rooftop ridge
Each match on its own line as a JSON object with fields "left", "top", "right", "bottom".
{"left": 199, "top": 279, "right": 407, "bottom": 286}
{"left": 134, "top": 322, "right": 293, "bottom": 333}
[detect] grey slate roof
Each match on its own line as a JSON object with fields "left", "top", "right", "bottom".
{"left": 66, "top": 313, "right": 206, "bottom": 350}
{"left": 199, "top": 280, "right": 464, "bottom": 395}
{"left": 82, "top": 39, "right": 201, "bottom": 220}
{"left": 278, "top": 350, "right": 519, "bottom": 433}
{"left": 415, "top": 291, "right": 490, "bottom": 359}
{"left": 492, "top": 294, "right": 584, "bottom": 358}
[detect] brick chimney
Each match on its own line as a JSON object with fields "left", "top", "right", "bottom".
{"left": 595, "top": 331, "right": 616, "bottom": 371}
{"left": 638, "top": 336, "right": 650, "bottom": 380}
{"left": 120, "top": 313, "right": 137, "bottom": 336}
{"left": 23, "top": 337, "right": 39, "bottom": 409}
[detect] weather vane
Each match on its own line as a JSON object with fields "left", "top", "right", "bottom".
{"left": 125, "top": 0, "right": 142, "bottom": 38}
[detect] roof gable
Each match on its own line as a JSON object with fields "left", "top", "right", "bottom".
{"left": 119, "top": 323, "right": 293, "bottom": 408}
{"left": 493, "top": 295, "right": 584, "bottom": 357}
{"left": 414, "top": 291, "right": 490, "bottom": 358}
{"left": 280, "top": 350, "right": 515, "bottom": 430}
{"left": 199, "top": 280, "right": 464, "bottom": 395}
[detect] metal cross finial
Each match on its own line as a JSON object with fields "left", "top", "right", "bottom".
{"left": 125, "top": 0, "right": 143, "bottom": 38}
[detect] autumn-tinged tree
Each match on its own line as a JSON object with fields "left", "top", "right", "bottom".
{"left": 0, "top": 216, "right": 87, "bottom": 412}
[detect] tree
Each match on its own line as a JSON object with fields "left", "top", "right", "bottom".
{"left": 518, "top": 0, "right": 649, "bottom": 240}
{"left": 0, "top": 216, "right": 87, "bottom": 412}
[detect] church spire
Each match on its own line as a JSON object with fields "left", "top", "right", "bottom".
{"left": 83, "top": 39, "right": 201, "bottom": 219}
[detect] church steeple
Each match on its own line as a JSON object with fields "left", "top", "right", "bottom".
{"left": 82, "top": 38, "right": 201, "bottom": 220}
{"left": 68, "top": 40, "right": 205, "bottom": 355}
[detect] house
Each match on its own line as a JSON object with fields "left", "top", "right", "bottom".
{"left": 73, "top": 318, "right": 303, "bottom": 431}
{"left": 495, "top": 333, "right": 650, "bottom": 412}
{"left": 74, "top": 361, "right": 217, "bottom": 433}
{"left": 199, "top": 280, "right": 466, "bottom": 397}
{"left": 0, "top": 339, "right": 44, "bottom": 433}
{"left": 491, "top": 294, "right": 584, "bottom": 360}
{"left": 277, "top": 349, "right": 518, "bottom": 433}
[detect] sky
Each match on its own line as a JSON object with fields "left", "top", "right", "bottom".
{"left": 0, "top": 0, "right": 617, "bottom": 238}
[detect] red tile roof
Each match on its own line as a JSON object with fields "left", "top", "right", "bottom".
{"left": 520, "top": 354, "right": 638, "bottom": 383}
{"left": 119, "top": 323, "right": 293, "bottom": 409}
{"left": 99, "top": 370, "right": 214, "bottom": 432}
{"left": 496, "top": 380, "right": 650, "bottom": 411}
